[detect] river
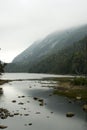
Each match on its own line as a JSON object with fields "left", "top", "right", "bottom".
{"left": 0, "top": 73, "right": 87, "bottom": 130}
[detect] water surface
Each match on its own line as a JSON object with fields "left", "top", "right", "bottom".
{"left": 0, "top": 73, "right": 87, "bottom": 130}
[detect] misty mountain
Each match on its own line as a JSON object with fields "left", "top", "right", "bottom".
{"left": 5, "top": 24, "right": 87, "bottom": 74}
{"left": 29, "top": 36, "right": 87, "bottom": 74}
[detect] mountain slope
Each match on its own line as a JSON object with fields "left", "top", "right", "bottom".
{"left": 29, "top": 36, "right": 87, "bottom": 74}
{"left": 5, "top": 24, "right": 87, "bottom": 73}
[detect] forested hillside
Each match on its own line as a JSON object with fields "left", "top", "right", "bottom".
{"left": 5, "top": 25, "right": 87, "bottom": 74}
{"left": 29, "top": 37, "right": 87, "bottom": 75}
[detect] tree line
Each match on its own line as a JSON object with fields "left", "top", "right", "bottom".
{"left": 29, "top": 36, "right": 87, "bottom": 75}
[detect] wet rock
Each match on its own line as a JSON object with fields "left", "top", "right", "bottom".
{"left": 18, "top": 96, "right": 21, "bottom": 98}
{"left": 21, "top": 96, "right": 25, "bottom": 98}
{"left": 36, "top": 112, "right": 40, "bottom": 114}
{"left": 83, "top": 104, "right": 87, "bottom": 112}
{"left": 49, "top": 94, "right": 52, "bottom": 96}
{"left": 44, "top": 103, "right": 47, "bottom": 105}
{"left": 39, "top": 103, "right": 43, "bottom": 106}
{"left": 33, "top": 97, "right": 38, "bottom": 100}
{"left": 18, "top": 96, "right": 25, "bottom": 98}
{"left": 76, "top": 96, "right": 82, "bottom": 100}
{"left": 18, "top": 102, "right": 24, "bottom": 105}
{"left": 38, "top": 99, "right": 43, "bottom": 102}
{"left": 0, "top": 125, "right": 8, "bottom": 129}
{"left": 14, "top": 113, "right": 19, "bottom": 116}
{"left": 29, "top": 123, "right": 32, "bottom": 126}
{"left": 9, "top": 114, "right": 14, "bottom": 117}
{"left": 66, "top": 112, "right": 75, "bottom": 117}
{"left": 0, "top": 88, "right": 3, "bottom": 94}
{"left": 12, "top": 100, "right": 16, "bottom": 103}
{"left": 24, "top": 114, "right": 29, "bottom": 116}
{"left": 0, "top": 108, "right": 12, "bottom": 120}
{"left": 38, "top": 99, "right": 44, "bottom": 106}
{"left": 1, "top": 116, "right": 7, "bottom": 120}
{"left": 51, "top": 112, "right": 53, "bottom": 114}
{"left": 68, "top": 100, "right": 72, "bottom": 103}
{"left": 27, "top": 101, "right": 30, "bottom": 103}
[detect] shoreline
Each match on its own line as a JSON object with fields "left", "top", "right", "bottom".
{"left": 52, "top": 77, "right": 87, "bottom": 101}
{"left": 0, "top": 77, "right": 87, "bottom": 101}
{"left": 0, "top": 76, "right": 87, "bottom": 130}
{"left": 0, "top": 79, "right": 10, "bottom": 85}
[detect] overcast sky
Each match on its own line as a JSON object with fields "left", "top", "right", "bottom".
{"left": 0, "top": 0, "right": 87, "bottom": 62}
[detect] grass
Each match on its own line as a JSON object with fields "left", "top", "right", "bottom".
{"left": 0, "top": 80, "right": 9, "bottom": 85}
{"left": 53, "top": 77, "right": 87, "bottom": 100}
{"left": 0, "top": 76, "right": 87, "bottom": 100}
{"left": 71, "top": 77, "right": 87, "bottom": 86}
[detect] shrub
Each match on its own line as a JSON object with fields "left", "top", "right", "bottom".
{"left": 72, "top": 77, "right": 87, "bottom": 86}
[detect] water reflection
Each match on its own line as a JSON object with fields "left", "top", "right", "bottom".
{"left": 0, "top": 73, "right": 87, "bottom": 130}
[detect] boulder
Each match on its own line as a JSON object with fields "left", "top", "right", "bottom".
{"left": 0, "top": 125, "right": 8, "bottom": 129}
{"left": 83, "top": 104, "right": 87, "bottom": 112}
{"left": 0, "top": 88, "right": 3, "bottom": 94}
{"left": 33, "top": 97, "right": 38, "bottom": 100}
{"left": 66, "top": 112, "right": 75, "bottom": 117}
{"left": 76, "top": 96, "right": 82, "bottom": 100}
{"left": 12, "top": 100, "right": 16, "bottom": 103}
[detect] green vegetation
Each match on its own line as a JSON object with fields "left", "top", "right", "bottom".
{"left": 53, "top": 77, "right": 87, "bottom": 100}
{"left": 71, "top": 77, "right": 87, "bottom": 86}
{"left": 0, "top": 80, "right": 9, "bottom": 85}
{"left": 29, "top": 36, "right": 87, "bottom": 75}
{"left": 54, "top": 89, "right": 87, "bottom": 100}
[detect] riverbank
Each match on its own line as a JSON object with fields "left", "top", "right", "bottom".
{"left": 53, "top": 77, "right": 87, "bottom": 101}
{"left": 0, "top": 76, "right": 87, "bottom": 101}
{"left": 0, "top": 73, "right": 87, "bottom": 130}
{"left": 0, "top": 79, "right": 9, "bottom": 85}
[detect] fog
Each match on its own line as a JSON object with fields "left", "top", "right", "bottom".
{"left": 0, "top": 0, "right": 87, "bottom": 62}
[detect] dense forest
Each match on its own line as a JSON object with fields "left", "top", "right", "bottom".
{"left": 29, "top": 36, "right": 87, "bottom": 75}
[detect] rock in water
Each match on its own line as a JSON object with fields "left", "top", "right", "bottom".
{"left": 0, "top": 88, "right": 3, "bottom": 94}
{"left": 0, "top": 125, "right": 8, "bottom": 129}
{"left": 83, "top": 104, "right": 87, "bottom": 112}
{"left": 76, "top": 96, "right": 82, "bottom": 100}
{"left": 66, "top": 112, "right": 75, "bottom": 117}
